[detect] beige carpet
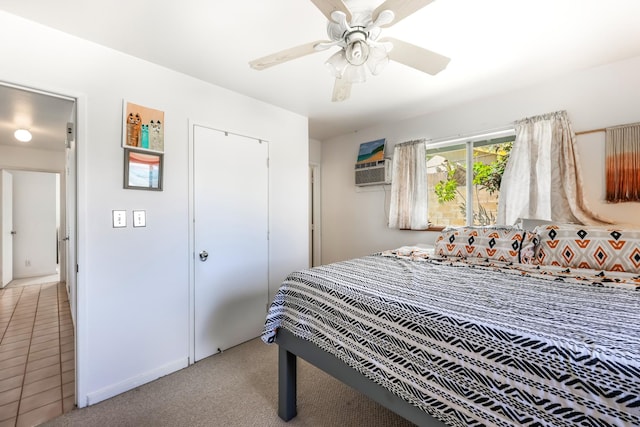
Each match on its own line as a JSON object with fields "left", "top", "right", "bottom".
{"left": 42, "top": 338, "right": 415, "bottom": 427}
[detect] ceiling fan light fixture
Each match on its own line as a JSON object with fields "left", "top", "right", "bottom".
{"left": 366, "top": 44, "right": 390, "bottom": 75}
{"left": 325, "top": 50, "right": 349, "bottom": 78}
{"left": 248, "top": 1, "right": 449, "bottom": 102}
{"left": 326, "top": 51, "right": 367, "bottom": 84}
{"left": 343, "top": 63, "right": 367, "bottom": 84}
{"left": 344, "top": 31, "right": 369, "bottom": 66}
{"left": 14, "top": 128, "right": 32, "bottom": 142}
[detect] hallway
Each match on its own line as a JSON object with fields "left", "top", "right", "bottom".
{"left": 0, "top": 280, "right": 74, "bottom": 426}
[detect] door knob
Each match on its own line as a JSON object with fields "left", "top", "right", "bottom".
{"left": 199, "top": 250, "right": 209, "bottom": 262}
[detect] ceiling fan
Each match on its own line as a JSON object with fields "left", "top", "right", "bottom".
{"left": 249, "top": 0, "right": 450, "bottom": 102}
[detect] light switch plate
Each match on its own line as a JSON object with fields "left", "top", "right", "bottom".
{"left": 133, "top": 210, "right": 146, "bottom": 227}
{"left": 112, "top": 210, "right": 126, "bottom": 228}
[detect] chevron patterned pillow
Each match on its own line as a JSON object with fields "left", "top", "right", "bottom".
{"left": 534, "top": 224, "right": 640, "bottom": 273}
{"left": 435, "top": 226, "right": 538, "bottom": 264}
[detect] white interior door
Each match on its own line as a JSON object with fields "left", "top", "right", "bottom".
{"left": 65, "top": 126, "right": 78, "bottom": 323}
{"left": 1, "top": 170, "right": 14, "bottom": 287}
{"left": 309, "top": 163, "right": 321, "bottom": 267}
{"left": 193, "top": 125, "right": 269, "bottom": 361}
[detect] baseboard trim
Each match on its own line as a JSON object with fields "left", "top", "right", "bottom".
{"left": 85, "top": 357, "right": 189, "bottom": 406}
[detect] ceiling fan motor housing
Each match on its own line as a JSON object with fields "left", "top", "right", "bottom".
{"left": 326, "top": 8, "right": 384, "bottom": 67}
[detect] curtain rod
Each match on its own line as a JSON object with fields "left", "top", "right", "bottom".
{"left": 575, "top": 128, "right": 606, "bottom": 136}
{"left": 424, "top": 127, "right": 515, "bottom": 149}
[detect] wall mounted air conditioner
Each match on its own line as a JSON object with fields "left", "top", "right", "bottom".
{"left": 355, "top": 159, "right": 392, "bottom": 186}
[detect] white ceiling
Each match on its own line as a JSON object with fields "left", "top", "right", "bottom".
{"left": 0, "top": 84, "right": 73, "bottom": 153}
{"left": 1, "top": 0, "right": 640, "bottom": 142}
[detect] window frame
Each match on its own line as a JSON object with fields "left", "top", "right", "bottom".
{"left": 425, "top": 132, "right": 515, "bottom": 227}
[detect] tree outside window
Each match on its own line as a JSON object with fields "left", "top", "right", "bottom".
{"left": 427, "top": 137, "right": 513, "bottom": 227}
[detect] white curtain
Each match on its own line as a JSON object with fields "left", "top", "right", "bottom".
{"left": 497, "top": 111, "right": 609, "bottom": 226}
{"left": 388, "top": 140, "right": 429, "bottom": 230}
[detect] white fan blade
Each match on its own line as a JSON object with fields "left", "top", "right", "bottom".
{"left": 310, "top": 0, "right": 352, "bottom": 23}
{"left": 373, "top": 0, "right": 434, "bottom": 28}
{"left": 249, "top": 40, "right": 330, "bottom": 70}
{"left": 332, "top": 77, "right": 351, "bottom": 102}
{"left": 381, "top": 37, "right": 450, "bottom": 75}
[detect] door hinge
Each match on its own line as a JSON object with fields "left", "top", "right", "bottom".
{"left": 66, "top": 122, "right": 74, "bottom": 147}
{"left": 76, "top": 264, "right": 79, "bottom": 273}
{"left": 266, "top": 157, "right": 269, "bottom": 168}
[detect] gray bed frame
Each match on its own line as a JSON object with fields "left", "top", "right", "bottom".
{"left": 276, "top": 329, "right": 447, "bottom": 427}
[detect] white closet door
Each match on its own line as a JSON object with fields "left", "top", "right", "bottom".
{"left": 193, "top": 126, "right": 269, "bottom": 361}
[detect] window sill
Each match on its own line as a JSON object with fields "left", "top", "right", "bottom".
{"left": 399, "top": 226, "right": 445, "bottom": 232}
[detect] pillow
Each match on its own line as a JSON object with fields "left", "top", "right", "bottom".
{"left": 534, "top": 224, "right": 640, "bottom": 273}
{"left": 514, "top": 217, "right": 555, "bottom": 231}
{"left": 435, "top": 226, "right": 538, "bottom": 264}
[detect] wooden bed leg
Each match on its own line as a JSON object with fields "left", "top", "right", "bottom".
{"left": 278, "top": 346, "right": 297, "bottom": 421}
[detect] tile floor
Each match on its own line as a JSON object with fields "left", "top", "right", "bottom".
{"left": 0, "top": 280, "right": 74, "bottom": 427}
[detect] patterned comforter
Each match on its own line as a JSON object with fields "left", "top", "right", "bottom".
{"left": 262, "top": 249, "right": 640, "bottom": 427}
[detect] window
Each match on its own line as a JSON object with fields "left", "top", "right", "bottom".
{"left": 426, "top": 136, "right": 513, "bottom": 227}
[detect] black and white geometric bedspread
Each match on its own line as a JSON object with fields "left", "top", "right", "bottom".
{"left": 262, "top": 253, "right": 640, "bottom": 427}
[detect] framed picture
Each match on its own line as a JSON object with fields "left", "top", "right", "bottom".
{"left": 122, "top": 100, "right": 164, "bottom": 153}
{"left": 124, "top": 148, "right": 163, "bottom": 191}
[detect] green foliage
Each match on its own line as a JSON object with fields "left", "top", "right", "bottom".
{"left": 472, "top": 162, "right": 492, "bottom": 186}
{"left": 474, "top": 142, "right": 512, "bottom": 195}
{"left": 434, "top": 168, "right": 459, "bottom": 203}
{"left": 431, "top": 141, "right": 513, "bottom": 225}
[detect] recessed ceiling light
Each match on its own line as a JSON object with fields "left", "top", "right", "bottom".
{"left": 14, "top": 129, "right": 32, "bottom": 142}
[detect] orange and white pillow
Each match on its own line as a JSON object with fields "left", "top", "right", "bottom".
{"left": 435, "top": 226, "right": 538, "bottom": 264}
{"left": 534, "top": 224, "right": 640, "bottom": 273}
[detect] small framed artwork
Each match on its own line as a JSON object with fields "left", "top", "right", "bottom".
{"left": 124, "top": 148, "right": 163, "bottom": 191}
{"left": 122, "top": 100, "right": 164, "bottom": 153}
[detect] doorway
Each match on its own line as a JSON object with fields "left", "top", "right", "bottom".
{"left": 0, "top": 82, "right": 76, "bottom": 301}
{"left": 0, "top": 82, "right": 78, "bottom": 424}
{"left": 2, "top": 170, "right": 61, "bottom": 285}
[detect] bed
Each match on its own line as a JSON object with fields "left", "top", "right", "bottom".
{"left": 262, "top": 224, "right": 640, "bottom": 426}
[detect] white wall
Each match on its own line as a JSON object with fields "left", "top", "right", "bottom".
{"left": 0, "top": 145, "right": 66, "bottom": 171}
{"left": 310, "top": 138, "right": 322, "bottom": 164}
{"left": 11, "top": 170, "right": 59, "bottom": 278}
{"left": 321, "top": 55, "right": 640, "bottom": 264}
{"left": 0, "top": 11, "right": 308, "bottom": 406}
